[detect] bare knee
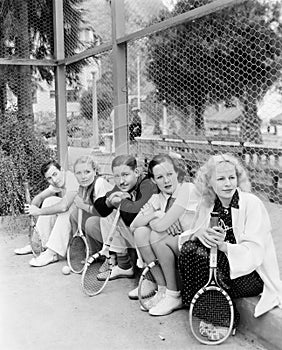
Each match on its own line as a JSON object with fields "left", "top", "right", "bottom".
{"left": 85, "top": 216, "right": 101, "bottom": 237}
{"left": 133, "top": 226, "right": 151, "bottom": 248}
{"left": 150, "top": 230, "right": 165, "bottom": 246}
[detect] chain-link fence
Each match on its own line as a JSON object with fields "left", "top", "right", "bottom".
{"left": 0, "top": 1, "right": 56, "bottom": 216}
{"left": 1, "top": 0, "right": 282, "bottom": 219}
{"left": 128, "top": 0, "right": 282, "bottom": 206}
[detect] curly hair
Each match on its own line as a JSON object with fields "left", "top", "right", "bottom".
{"left": 194, "top": 153, "right": 251, "bottom": 206}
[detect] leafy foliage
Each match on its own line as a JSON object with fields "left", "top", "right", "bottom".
{"left": 80, "top": 70, "right": 113, "bottom": 139}
{"left": 145, "top": 0, "right": 282, "bottom": 142}
{"left": 0, "top": 0, "right": 99, "bottom": 121}
{"left": 0, "top": 110, "right": 55, "bottom": 215}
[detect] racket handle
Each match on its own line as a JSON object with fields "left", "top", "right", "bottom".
{"left": 210, "top": 211, "right": 219, "bottom": 227}
{"left": 210, "top": 212, "right": 219, "bottom": 267}
{"left": 77, "top": 208, "right": 83, "bottom": 231}
{"left": 23, "top": 181, "right": 31, "bottom": 204}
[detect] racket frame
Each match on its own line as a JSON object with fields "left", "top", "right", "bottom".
{"left": 29, "top": 217, "right": 43, "bottom": 257}
{"left": 81, "top": 206, "right": 120, "bottom": 296}
{"left": 138, "top": 260, "right": 158, "bottom": 311}
{"left": 67, "top": 208, "right": 90, "bottom": 274}
{"left": 189, "top": 213, "right": 234, "bottom": 345}
{"left": 23, "top": 181, "right": 43, "bottom": 257}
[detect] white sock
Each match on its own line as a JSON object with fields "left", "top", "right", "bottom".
{"left": 45, "top": 248, "right": 56, "bottom": 256}
{"left": 157, "top": 285, "right": 166, "bottom": 293}
{"left": 166, "top": 289, "right": 181, "bottom": 298}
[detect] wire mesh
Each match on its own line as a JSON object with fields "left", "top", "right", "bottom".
{"left": 0, "top": 0, "right": 56, "bottom": 218}
{"left": 1, "top": 0, "right": 282, "bottom": 219}
{"left": 82, "top": 0, "right": 112, "bottom": 44}
{"left": 130, "top": 0, "right": 282, "bottom": 206}
{"left": 124, "top": 0, "right": 168, "bottom": 35}
{"left": 66, "top": 51, "right": 114, "bottom": 174}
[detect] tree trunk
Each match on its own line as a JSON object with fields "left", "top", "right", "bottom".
{"left": 0, "top": 70, "right": 7, "bottom": 120}
{"left": 240, "top": 94, "right": 262, "bottom": 144}
{"left": 194, "top": 104, "right": 205, "bottom": 135}
{"left": 14, "top": 0, "right": 34, "bottom": 126}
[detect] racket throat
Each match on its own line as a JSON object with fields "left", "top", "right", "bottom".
{"left": 208, "top": 268, "right": 219, "bottom": 286}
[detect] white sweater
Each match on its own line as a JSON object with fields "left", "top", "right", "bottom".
{"left": 180, "top": 190, "right": 282, "bottom": 317}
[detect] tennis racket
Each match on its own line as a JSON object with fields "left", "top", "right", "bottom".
{"left": 67, "top": 208, "right": 90, "bottom": 274}
{"left": 81, "top": 206, "right": 120, "bottom": 296}
{"left": 138, "top": 260, "right": 158, "bottom": 311}
{"left": 24, "top": 181, "right": 43, "bottom": 257}
{"left": 189, "top": 212, "right": 234, "bottom": 345}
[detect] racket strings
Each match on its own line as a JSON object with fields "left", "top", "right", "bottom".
{"left": 140, "top": 270, "right": 156, "bottom": 299}
{"left": 191, "top": 290, "right": 233, "bottom": 343}
{"left": 138, "top": 265, "right": 159, "bottom": 311}
{"left": 30, "top": 227, "right": 43, "bottom": 256}
{"left": 82, "top": 257, "right": 110, "bottom": 296}
{"left": 68, "top": 237, "right": 87, "bottom": 272}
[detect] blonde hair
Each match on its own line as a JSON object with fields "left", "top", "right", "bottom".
{"left": 73, "top": 155, "right": 100, "bottom": 174}
{"left": 194, "top": 153, "right": 251, "bottom": 206}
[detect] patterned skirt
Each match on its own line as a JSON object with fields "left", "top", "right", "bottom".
{"left": 178, "top": 239, "right": 264, "bottom": 327}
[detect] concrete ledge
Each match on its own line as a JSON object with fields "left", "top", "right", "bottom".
{"left": 236, "top": 297, "right": 282, "bottom": 350}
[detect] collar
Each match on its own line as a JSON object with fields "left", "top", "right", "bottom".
{"left": 128, "top": 174, "right": 144, "bottom": 194}
{"left": 214, "top": 189, "right": 239, "bottom": 210}
{"left": 162, "top": 183, "right": 181, "bottom": 201}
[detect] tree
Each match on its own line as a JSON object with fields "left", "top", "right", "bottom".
{"left": 145, "top": 0, "right": 282, "bottom": 142}
{"left": 80, "top": 70, "right": 114, "bottom": 135}
{"left": 0, "top": 0, "right": 98, "bottom": 125}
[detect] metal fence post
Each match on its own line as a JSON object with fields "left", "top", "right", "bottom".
{"left": 53, "top": 0, "right": 68, "bottom": 168}
{"left": 111, "top": 0, "right": 128, "bottom": 155}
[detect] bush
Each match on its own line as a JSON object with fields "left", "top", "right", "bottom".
{"left": 0, "top": 111, "right": 56, "bottom": 215}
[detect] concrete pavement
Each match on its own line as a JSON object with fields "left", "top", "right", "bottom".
{"left": 0, "top": 221, "right": 267, "bottom": 350}
{"left": 1, "top": 147, "right": 281, "bottom": 349}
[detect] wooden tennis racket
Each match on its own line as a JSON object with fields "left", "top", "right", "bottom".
{"left": 189, "top": 212, "right": 234, "bottom": 345}
{"left": 67, "top": 208, "right": 90, "bottom": 274}
{"left": 138, "top": 260, "right": 158, "bottom": 311}
{"left": 24, "top": 181, "right": 43, "bottom": 257}
{"left": 81, "top": 206, "right": 120, "bottom": 296}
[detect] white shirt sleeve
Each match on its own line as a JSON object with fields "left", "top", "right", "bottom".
{"left": 49, "top": 171, "right": 79, "bottom": 196}
{"left": 227, "top": 194, "right": 272, "bottom": 279}
{"left": 175, "top": 183, "right": 200, "bottom": 212}
{"left": 95, "top": 177, "right": 114, "bottom": 199}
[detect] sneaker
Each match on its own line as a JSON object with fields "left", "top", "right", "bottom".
{"left": 128, "top": 279, "right": 157, "bottom": 300}
{"left": 149, "top": 293, "right": 182, "bottom": 316}
{"left": 208, "top": 326, "right": 230, "bottom": 341}
{"left": 29, "top": 249, "right": 58, "bottom": 267}
{"left": 14, "top": 244, "right": 32, "bottom": 255}
{"left": 140, "top": 287, "right": 166, "bottom": 311}
{"left": 97, "top": 265, "right": 134, "bottom": 281}
{"left": 199, "top": 320, "right": 214, "bottom": 337}
{"left": 99, "top": 256, "right": 117, "bottom": 273}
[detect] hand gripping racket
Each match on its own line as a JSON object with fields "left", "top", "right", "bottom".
{"left": 81, "top": 206, "right": 120, "bottom": 296}
{"left": 189, "top": 212, "right": 234, "bottom": 345}
{"left": 67, "top": 208, "right": 90, "bottom": 274}
{"left": 24, "top": 181, "right": 43, "bottom": 257}
{"left": 138, "top": 260, "right": 158, "bottom": 311}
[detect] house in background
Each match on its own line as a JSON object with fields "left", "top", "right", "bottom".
{"left": 270, "top": 113, "right": 282, "bottom": 135}
{"left": 204, "top": 104, "right": 242, "bottom": 139}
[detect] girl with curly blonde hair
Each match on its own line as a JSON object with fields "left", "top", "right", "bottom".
{"left": 178, "top": 153, "right": 282, "bottom": 341}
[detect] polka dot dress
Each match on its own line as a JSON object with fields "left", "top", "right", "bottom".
{"left": 178, "top": 190, "right": 264, "bottom": 327}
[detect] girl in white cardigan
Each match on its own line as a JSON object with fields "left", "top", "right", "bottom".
{"left": 178, "top": 153, "right": 282, "bottom": 339}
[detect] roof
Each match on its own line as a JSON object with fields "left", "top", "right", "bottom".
{"left": 270, "top": 113, "right": 282, "bottom": 126}
{"left": 205, "top": 107, "right": 242, "bottom": 124}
